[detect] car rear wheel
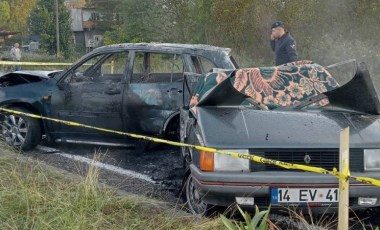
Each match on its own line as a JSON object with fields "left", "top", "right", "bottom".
{"left": 185, "top": 174, "right": 209, "bottom": 216}
{"left": 1, "top": 107, "right": 41, "bottom": 151}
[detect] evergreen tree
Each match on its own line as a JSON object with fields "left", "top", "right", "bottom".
{"left": 29, "top": 0, "right": 73, "bottom": 58}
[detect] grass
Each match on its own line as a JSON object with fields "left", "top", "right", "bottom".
{"left": 0, "top": 143, "right": 224, "bottom": 230}
{"left": 0, "top": 141, "right": 378, "bottom": 229}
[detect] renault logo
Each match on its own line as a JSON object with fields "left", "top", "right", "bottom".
{"left": 304, "top": 155, "right": 311, "bottom": 164}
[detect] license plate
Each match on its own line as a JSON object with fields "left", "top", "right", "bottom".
{"left": 271, "top": 188, "right": 339, "bottom": 205}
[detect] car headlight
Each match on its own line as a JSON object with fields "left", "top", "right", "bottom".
{"left": 214, "top": 149, "right": 250, "bottom": 172}
{"left": 199, "top": 149, "right": 250, "bottom": 172}
{"left": 364, "top": 149, "right": 380, "bottom": 171}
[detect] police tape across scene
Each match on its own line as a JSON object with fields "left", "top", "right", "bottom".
{"left": 0, "top": 61, "right": 73, "bottom": 66}
{"left": 0, "top": 107, "right": 379, "bottom": 187}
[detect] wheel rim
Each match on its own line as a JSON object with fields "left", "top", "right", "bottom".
{"left": 186, "top": 176, "right": 208, "bottom": 215}
{"left": 2, "top": 114, "right": 27, "bottom": 146}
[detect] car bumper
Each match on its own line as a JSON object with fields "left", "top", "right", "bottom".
{"left": 190, "top": 164, "right": 380, "bottom": 211}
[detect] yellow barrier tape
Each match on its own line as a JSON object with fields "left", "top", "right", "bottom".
{"left": 1, "top": 107, "right": 380, "bottom": 188}
{"left": 0, "top": 61, "right": 72, "bottom": 66}
{"left": 341, "top": 159, "right": 350, "bottom": 191}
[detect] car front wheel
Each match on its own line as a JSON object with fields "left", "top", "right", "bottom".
{"left": 185, "top": 174, "right": 209, "bottom": 216}
{"left": 1, "top": 107, "right": 41, "bottom": 151}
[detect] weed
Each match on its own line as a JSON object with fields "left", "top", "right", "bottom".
{"left": 0, "top": 145, "right": 224, "bottom": 229}
{"left": 220, "top": 205, "right": 273, "bottom": 230}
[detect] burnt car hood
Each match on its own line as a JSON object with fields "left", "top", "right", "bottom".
{"left": 197, "top": 107, "right": 380, "bottom": 149}
{"left": 1, "top": 70, "right": 61, "bottom": 79}
{"left": 0, "top": 70, "right": 62, "bottom": 87}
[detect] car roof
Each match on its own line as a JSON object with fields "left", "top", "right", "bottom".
{"left": 93, "top": 42, "right": 232, "bottom": 55}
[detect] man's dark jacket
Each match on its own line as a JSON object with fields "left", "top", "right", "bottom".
{"left": 270, "top": 32, "right": 298, "bottom": 65}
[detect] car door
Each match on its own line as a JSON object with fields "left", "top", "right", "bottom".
{"left": 123, "top": 51, "right": 184, "bottom": 135}
{"left": 49, "top": 51, "right": 129, "bottom": 139}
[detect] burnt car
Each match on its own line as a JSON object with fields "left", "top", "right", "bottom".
{"left": 0, "top": 43, "right": 237, "bottom": 150}
{"left": 180, "top": 60, "right": 380, "bottom": 215}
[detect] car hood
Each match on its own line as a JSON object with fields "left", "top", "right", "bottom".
{"left": 1, "top": 70, "right": 62, "bottom": 78}
{"left": 0, "top": 70, "right": 62, "bottom": 87}
{"left": 197, "top": 107, "right": 380, "bottom": 149}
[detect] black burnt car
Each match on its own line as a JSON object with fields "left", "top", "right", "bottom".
{"left": 0, "top": 43, "right": 237, "bottom": 150}
{"left": 180, "top": 60, "right": 380, "bottom": 215}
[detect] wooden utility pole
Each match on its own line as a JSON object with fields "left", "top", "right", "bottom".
{"left": 338, "top": 127, "right": 350, "bottom": 230}
{"left": 55, "top": 0, "right": 60, "bottom": 57}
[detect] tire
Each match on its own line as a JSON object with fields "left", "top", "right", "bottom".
{"left": 182, "top": 124, "right": 213, "bottom": 216}
{"left": 185, "top": 174, "right": 210, "bottom": 216}
{"left": 1, "top": 107, "right": 41, "bottom": 151}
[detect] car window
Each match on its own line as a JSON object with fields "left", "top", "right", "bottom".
{"left": 131, "top": 52, "right": 184, "bottom": 83}
{"left": 66, "top": 52, "right": 128, "bottom": 83}
{"left": 191, "top": 56, "right": 217, "bottom": 74}
{"left": 76, "top": 54, "right": 107, "bottom": 75}
{"left": 150, "top": 53, "right": 183, "bottom": 73}
{"left": 100, "top": 52, "right": 128, "bottom": 76}
{"left": 133, "top": 52, "right": 145, "bottom": 74}
{"left": 199, "top": 56, "right": 216, "bottom": 73}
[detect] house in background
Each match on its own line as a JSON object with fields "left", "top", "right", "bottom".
{"left": 70, "top": 7, "right": 103, "bottom": 52}
{"left": 0, "top": 30, "right": 21, "bottom": 43}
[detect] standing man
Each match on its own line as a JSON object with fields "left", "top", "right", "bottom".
{"left": 270, "top": 21, "right": 298, "bottom": 65}
{"left": 10, "top": 43, "right": 21, "bottom": 71}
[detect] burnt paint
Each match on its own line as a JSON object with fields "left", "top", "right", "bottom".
{"left": 0, "top": 43, "right": 237, "bottom": 144}
{"left": 53, "top": 80, "right": 124, "bottom": 134}
{"left": 0, "top": 72, "right": 46, "bottom": 86}
{"left": 125, "top": 83, "right": 183, "bottom": 135}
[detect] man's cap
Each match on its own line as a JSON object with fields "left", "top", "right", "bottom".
{"left": 271, "top": 21, "right": 284, "bottom": 29}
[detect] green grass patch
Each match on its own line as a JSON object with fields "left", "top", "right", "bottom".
{"left": 0, "top": 144, "right": 223, "bottom": 230}
{"left": 0, "top": 142, "right": 376, "bottom": 229}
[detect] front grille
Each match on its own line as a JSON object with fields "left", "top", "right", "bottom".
{"left": 250, "top": 149, "right": 364, "bottom": 172}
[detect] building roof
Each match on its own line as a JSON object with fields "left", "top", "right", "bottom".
{"left": 82, "top": 21, "right": 95, "bottom": 29}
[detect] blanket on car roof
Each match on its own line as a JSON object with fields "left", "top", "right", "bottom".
{"left": 189, "top": 60, "right": 339, "bottom": 111}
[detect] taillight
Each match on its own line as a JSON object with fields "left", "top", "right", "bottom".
{"left": 200, "top": 150, "right": 214, "bottom": 171}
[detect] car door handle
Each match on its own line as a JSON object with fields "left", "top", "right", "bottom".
{"left": 167, "top": 88, "right": 182, "bottom": 93}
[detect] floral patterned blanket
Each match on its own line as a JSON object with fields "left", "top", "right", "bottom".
{"left": 190, "top": 60, "right": 339, "bottom": 111}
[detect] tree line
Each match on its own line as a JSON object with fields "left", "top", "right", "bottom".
{"left": 1, "top": 0, "right": 380, "bottom": 74}
{"left": 89, "top": 0, "right": 380, "bottom": 72}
